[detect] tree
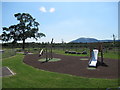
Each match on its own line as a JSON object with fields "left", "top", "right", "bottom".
{"left": 2, "top": 13, "right": 45, "bottom": 50}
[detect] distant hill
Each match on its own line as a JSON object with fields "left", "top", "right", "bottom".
{"left": 70, "top": 38, "right": 99, "bottom": 43}
{"left": 99, "top": 40, "right": 113, "bottom": 42}
{"left": 70, "top": 37, "right": 119, "bottom": 43}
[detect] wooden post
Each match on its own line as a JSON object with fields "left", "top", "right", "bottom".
{"left": 48, "top": 42, "right": 50, "bottom": 60}
{"left": 46, "top": 45, "right": 48, "bottom": 62}
{"left": 100, "top": 43, "right": 103, "bottom": 64}
{"left": 50, "top": 45, "right": 53, "bottom": 59}
{"left": 89, "top": 43, "right": 93, "bottom": 60}
{"left": 90, "top": 47, "right": 92, "bottom": 59}
{"left": 50, "top": 38, "right": 53, "bottom": 59}
{"left": 49, "top": 43, "right": 51, "bottom": 60}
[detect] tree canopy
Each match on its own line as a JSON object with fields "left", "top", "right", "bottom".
{"left": 2, "top": 13, "right": 45, "bottom": 49}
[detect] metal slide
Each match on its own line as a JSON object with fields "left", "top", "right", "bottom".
{"left": 88, "top": 49, "right": 98, "bottom": 67}
{"left": 39, "top": 49, "right": 44, "bottom": 56}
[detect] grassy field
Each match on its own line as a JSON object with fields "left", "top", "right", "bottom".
{"left": 2, "top": 53, "right": 119, "bottom": 88}
{"left": 52, "top": 48, "right": 118, "bottom": 59}
{"left": 15, "top": 47, "right": 119, "bottom": 59}
{"left": 2, "top": 49, "right": 16, "bottom": 59}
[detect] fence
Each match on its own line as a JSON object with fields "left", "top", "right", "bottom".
{"left": 1, "top": 49, "right": 16, "bottom": 59}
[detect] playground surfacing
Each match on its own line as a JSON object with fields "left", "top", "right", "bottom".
{"left": 23, "top": 53, "right": 118, "bottom": 79}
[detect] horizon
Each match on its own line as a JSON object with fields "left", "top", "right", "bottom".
{"left": 1, "top": 37, "right": 118, "bottom": 44}
{"left": 1, "top": 2, "right": 118, "bottom": 43}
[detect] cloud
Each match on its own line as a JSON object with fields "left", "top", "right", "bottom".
{"left": 39, "top": 7, "right": 55, "bottom": 13}
{"left": 49, "top": 8, "right": 55, "bottom": 13}
{"left": 39, "top": 7, "right": 47, "bottom": 13}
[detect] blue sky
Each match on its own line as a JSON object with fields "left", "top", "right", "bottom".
{"left": 2, "top": 2, "right": 118, "bottom": 43}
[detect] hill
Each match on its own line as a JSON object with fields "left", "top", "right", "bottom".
{"left": 70, "top": 37, "right": 118, "bottom": 43}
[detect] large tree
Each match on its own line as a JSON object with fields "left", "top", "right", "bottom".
{"left": 2, "top": 13, "right": 45, "bottom": 50}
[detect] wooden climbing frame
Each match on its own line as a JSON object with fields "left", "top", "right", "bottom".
{"left": 45, "top": 38, "right": 54, "bottom": 61}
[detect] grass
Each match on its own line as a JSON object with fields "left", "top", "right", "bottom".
{"left": 53, "top": 49, "right": 89, "bottom": 57}
{"left": 87, "top": 67, "right": 96, "bottom": 70}
{"left": 2, "top": 49, "right": 16, "bottom": 59}
{"left": 103, "top": 52, "right": 118, "bottom": 59}
{"left": 2, "top": 54, "right": 119, "bottom": 88}
{"left": 15, "top": 47, "right": 118, "bottom": 59}
{"left": 16, "top": 48, "right": 39, "bottom": 54}
{"left": 53, "top": 49, "right": 118, "bottom": 59}
{"left": 38, "top": 58, "right": 61, "bottom": 62}
{"left": 80, "top": 58, "right": 88, "bottom": 60}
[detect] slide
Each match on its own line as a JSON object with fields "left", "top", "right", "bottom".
{"left": 39, "top": 49, "right": 44, "bottom": 56}
{"left": 88, "top": 49, "right": 98, "bottom": 67}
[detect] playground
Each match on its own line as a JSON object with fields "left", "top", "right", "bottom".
{"left": 1, "top": 2, "right": 119, "bottom": 88}
{"left": 23, "top": 53, "right": 118, "bottom": 79}
{"left": 22, "top": 41, "right": 118, "bottom": 79}
{"left": 2, "top": 40, "right": 119, "bottom": 88}
{"left": 2, "top": 47, "right": 119, "bottom": 88}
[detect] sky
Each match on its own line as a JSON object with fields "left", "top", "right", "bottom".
{"left": 1, "top": 2, "right": 118, "bottom": 43}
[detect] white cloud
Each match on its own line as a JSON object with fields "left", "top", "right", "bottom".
{"left": 49, "top": 8, "right": 55, "bottom": 13}
{"left": 39, "top": 7, "right": 47, "bottom": 13}
{"left": 39, "top": 7, "right": 55, "bottom": 13}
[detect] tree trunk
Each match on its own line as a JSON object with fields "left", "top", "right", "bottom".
{"left": 22, "top": 39, "right": 25, "bottom": 50}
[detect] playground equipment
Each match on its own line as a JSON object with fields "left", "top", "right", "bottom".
{"left": 45, "top": 38, "right": 53, "bottom": 61}
{"left": 39, "top": 49, "right": 44, "bottom": 56}
{"left": 39, "top": 38, "right": 54, "bottom": 62}
{"left": 88, "top": 49, "right": 98, "bottom": 67}
{"left": 88, "top": 43, "right": 104, "bottom": 67}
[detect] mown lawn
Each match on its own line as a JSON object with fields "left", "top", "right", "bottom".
{"left": 2, "top": 54, "right": 118, "bottom": 88}
{"left": 2, "top": 49, "right": 16, "bottom": 59}
{"left": 53, "top": 49, "right": 118, "bottom": 59}
{"left": 53, "top": 49, "right": 89, "bottom": 57}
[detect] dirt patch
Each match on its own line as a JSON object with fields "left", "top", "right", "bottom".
{"left": 23, "top": 53, "right": 118, "bottom": 79}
